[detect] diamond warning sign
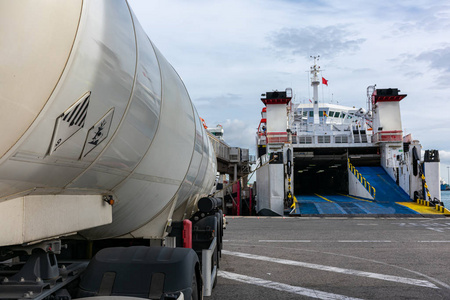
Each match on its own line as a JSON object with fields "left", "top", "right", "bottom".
{"left": 82, "top": 108, "right": 114, "bottom": 157}
{"left": 50, "top": 92, "right": 90, "bottom": 155}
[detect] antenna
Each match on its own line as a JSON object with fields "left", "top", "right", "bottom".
{"left": 310, "top": 55, "right": 320, "bottom": 66}
{"left": 309, "top": 55, "right": 325, "bottom": 78}
{"left": 309, "top": 55, "right": 322, "bottom": 125}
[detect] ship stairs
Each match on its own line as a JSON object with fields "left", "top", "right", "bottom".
{"left": 352, "top": 124, "right": 368, "bottom": 144}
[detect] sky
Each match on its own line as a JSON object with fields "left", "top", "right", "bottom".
{"left": 127, "top": 0, "right": 450, "bottom": 182}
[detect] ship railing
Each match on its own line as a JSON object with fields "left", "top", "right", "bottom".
{"left": 266, "top": 132, "right": 290, "bottom": 144}
{"left": 373, "top": 130, "right": 402, "bottom": 143}
{"left": 348, "top": 159, "right": 376, "bottom": 199}
{"left": 207, "top": 132, "right": 230, "bottom": 162}
{"left": 293, "top": 134, "right": 374, "bottom": 145}
{"left": 293, "top": 132, "right": 358, "bottom": 145}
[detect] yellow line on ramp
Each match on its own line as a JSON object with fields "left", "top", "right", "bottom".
{"left": 337, "top": 193, "right": 373, "bottom": 203}
{"left": 314, "top": 193, "right": 333, "bottom": 202}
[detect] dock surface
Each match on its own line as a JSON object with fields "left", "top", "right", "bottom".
{"left": 211, "top": 217, "right": 450, "bottom": 299}
{"left": 292, "top": 194, "right": 448, "bottom": 216}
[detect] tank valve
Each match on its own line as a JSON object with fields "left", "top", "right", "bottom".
{"left": 103, "top": 195, "right": 115, "bottom": 205}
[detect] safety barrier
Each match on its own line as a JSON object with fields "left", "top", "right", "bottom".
{"left": 436, "top": 205, "right": 450, "bottom": 214}
{"left": 348, "top": 159, "right": 376, "bottom": 199}
{"left": 417, "top": 199, "right": 430, "bottom": 206}
{"left": 417, "top": 173, "right": 450, "bottom": 214}
{"left": 415, "top": 198, "right": 450, "bottom": 214}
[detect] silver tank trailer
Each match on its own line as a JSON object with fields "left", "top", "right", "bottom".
{"left": 0, "top": 0, "right": 217, "bottom": 246}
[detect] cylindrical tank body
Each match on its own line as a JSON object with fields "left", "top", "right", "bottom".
{"left": 0, "top": 0, "right": 216, "bottom": 244}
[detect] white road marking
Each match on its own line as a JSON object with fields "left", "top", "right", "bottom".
{"left": 417, "top": 240, "right": 450, "bottom": 243}
{"left": 230, "top": 242, "right": 450, "bottom": 291}
{"left": 259, "top": 240, "right": 312, "bottom": 243}
{"left": 218, "top": 270, "right": 365, "bottom": 300}
{"left": 259, "top": 240, "right": 392, "bottom": 243}
{"left": 259, "top": 239, "right": 450, "bottom": 243}
{"left": 337, "top": 240, "right": 391, "bottom": 243}
{"left": 222, "top": 250, "right": 438, "bottom": 289}
{"left": 393, "top": 222, "right": 450, "bottom": 233}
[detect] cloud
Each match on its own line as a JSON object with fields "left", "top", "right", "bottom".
{"left": 417, "top": 46, "right": 450, "bottom": 72}
{"left": 351, "top": 68, "right": 374, "bottom": 75}
{"left": 440, "top": 150, "right": 450, "bottom": 164}
{"left": 193, "top": 94, "right": 261, "bottom": 152}
{"left": 193, "top": 93, "right": 243, "bottom": 108}
{"left": 392, "top": 4, "right": 450, "bottom": 34}
{"left": 440, "top": 151, "right": 450, "bottom": 182}
{"left": 404, "top": 71, "right": 423, "bottom": 79}
{"left": 268, "top": 25, "right": 365, "bottom": 59}
{"left": 416, "top": 46, "right": 450, "bottom": 86}
{"left": 220, "top": 119, "right": 257, "bottom": 153}
{"left": 128, "top": 0, "right": 450, "bottom": 157}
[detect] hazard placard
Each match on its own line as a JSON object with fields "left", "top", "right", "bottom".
{"left": 82, "top": 108, "right": 114, "bottom": 157}
{"left": 50, "top": 92, "right": 90, "bottom": 155}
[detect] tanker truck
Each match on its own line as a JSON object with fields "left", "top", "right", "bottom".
{"left": 0, "top": 1, "right": 223, "bottom": 299}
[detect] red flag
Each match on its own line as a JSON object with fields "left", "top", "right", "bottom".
{"left": 309, "top": 99, "right": 312, "bottom": 103}
{"left": 322, "top": 77, "right": 328, "bottom": 86}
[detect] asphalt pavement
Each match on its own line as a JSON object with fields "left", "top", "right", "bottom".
{"left": 209, "top": 216, "right": 450, "bottom": 299}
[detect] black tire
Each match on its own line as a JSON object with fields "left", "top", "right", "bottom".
{"left": 215, "top": 211, "right": 223, "bottom": 264}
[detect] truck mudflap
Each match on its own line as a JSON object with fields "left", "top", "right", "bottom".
{"left": 77, "top": 246, "right": 201, "bottom": 300}
{"left": 169, "top": 215, "right": 221, "bottom": 297}
{"left": 168, "top": 198, "right": 224, "bottom": 297}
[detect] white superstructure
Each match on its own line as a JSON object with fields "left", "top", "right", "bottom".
{"left": 291, "top": 103, "right": 372, "bottom": 146}
{"left": 255, "top": 59, "right": 442, "bottom": 216}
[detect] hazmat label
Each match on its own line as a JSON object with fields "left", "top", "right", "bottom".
{"left": 50, "top": 92, "right": 90, "bottom": 154}
{"left": 82, "top": 108, "right": 114, "bottom": 157}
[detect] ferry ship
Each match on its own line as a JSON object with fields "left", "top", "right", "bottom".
{"left": 441, "top": 180, "right": 450, "bottom": 191}
{"left": 255, "top": 58, "right": 443, "bottom": 216}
